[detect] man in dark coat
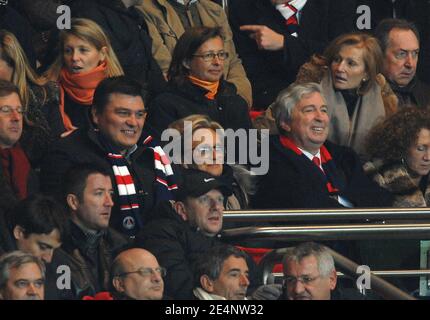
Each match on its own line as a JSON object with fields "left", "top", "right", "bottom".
{"left": 0, "top": 81, "right": 38, "bottom": 214}
{"left": 375, "top": 18, "right": 430, "bottom": 109}
{"left": 71, "top": 0, "right": 166, "bottom": 101}
{"left": 229, "top": 0, "right": 356, "bottom": 109}
{"left": 137, "top": 169, "right": 268, "bottom": 300}
{"left": 40, "top": 77, "right": 177, "bottom": 237}
{"left": 48, "top": 164, "right": 128, "bottom": 300}
{"left": 253, "top": 82, "right": 393, "bottom": 209}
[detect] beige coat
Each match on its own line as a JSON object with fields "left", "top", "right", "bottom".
{"left": 136, "top": 0, "right": 252, "bottom": 106}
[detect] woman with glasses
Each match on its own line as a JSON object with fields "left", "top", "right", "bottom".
{"left": 147, "top": 27, "right": 251, "bottom": 140}
{"left": 169, "top": 114, "right": 256, "bottom": 210}
{"left": 45, "top": 18, "right": 124, "bottom": 134}
{"left": 0, "top": 29, "right": 61, "bottom": 167}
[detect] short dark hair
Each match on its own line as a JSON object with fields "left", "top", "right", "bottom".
{"left": 194, "top": 245, "right": 247, "bottom": 286}
{"left": 0, "top": 79, "right": 21, "bottom": 101}
{"left": 63, "top": 163, "right": 112, "bottom": 202}
{"left": 168, "top": 27, "right": 223, "bottom": 85}
{"left": 374, "top": 18, "right": 420, "bottom": 53}
{"left": 92, "top": 76, "right": 146, "bottom": 114}
{"left": 10, "top": 194, "right": 68, "bottom": 238}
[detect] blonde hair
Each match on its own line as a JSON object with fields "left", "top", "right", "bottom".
{"left": 45, "top": 18, "right": 124, "bottom": 80}
{"left": 168, "top": 114, "right": 224, "bottom": 134}
{"left": 0, "top": 30, "right": 47, "bottom": 108}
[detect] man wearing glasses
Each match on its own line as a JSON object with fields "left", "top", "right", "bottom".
{"left": 111, "top": 248, "right": 165, "bottom": 300}
{"left": 0, "top": 80, "right": 38, "bottom": 213}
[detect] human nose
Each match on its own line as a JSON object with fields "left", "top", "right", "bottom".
{"left": 292, "top": 279, "right": 306, "bottom": 294}
{"left": 239, "top": 274, "right": 250, "bottom": 287}
{"left": 71, "top": 50, "right": 80, "bottom": 62}
{"left": 126, "top": 113, "right": 138, "bottom": 127}
{"left": 42, "top": 249, "right": 54, "bottom": 264}
{"left": 27, "top": 283, "right": 37, "bottom": 296}
{"left": 10, "top": 109, "right": 22, "bottom": 121}
{"left": 424, "top": 149, "right": 430, "bottom": 161}
{"left": 105, "top": 193, "right": 114, "bottom": 207}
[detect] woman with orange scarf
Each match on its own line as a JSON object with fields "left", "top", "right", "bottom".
{"left": 147, "top": 27, "right": 251, "bottom": 140}
{"left": 46, "top": 18, "right": 124, "bottom": 133}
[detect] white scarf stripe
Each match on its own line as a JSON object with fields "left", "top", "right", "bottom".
{"left": 117, "top": 183, "right": 137, "bottom": 196}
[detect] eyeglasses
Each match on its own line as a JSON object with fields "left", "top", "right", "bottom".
{"left": 284, "top": 275, "right": 320, "bottom": 286}
{"left": 193, "top": 51, "right": 229, "bottom": 62}
{"left": 0, "top": 105, "right": 26, "bottom": 116}
{"left": 197, "top": 194, "right": 225, "bottom": 208}
{"left": 117, "top": 267, "right": 167, "bottom": 278}
{"left": 194, "top": 144, "right": 224, "bottom": 156}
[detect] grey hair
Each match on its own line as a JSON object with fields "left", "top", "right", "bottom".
{"left": 272, "top": 82, "right": 324, "bottom": 135}
{"left": 282, "top": 242, "right": 335, "bottom": 277}
{"left": 0, "top": 251, "right": 46, "bottom": 289}
{"left": 194, "top": 245, "right": 247, "bottom": 285}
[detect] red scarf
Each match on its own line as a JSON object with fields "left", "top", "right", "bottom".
{"left": 0, "top": 144, "right": 31, "bottom": 200}
{"left": 188, "top": 75, "right": 220, "bottom": 100}
{"left": 59, "top": 62, "right": 108, "bottom": 130}
{"left": 279, "top": 135, "right": 340, "bottom": 193}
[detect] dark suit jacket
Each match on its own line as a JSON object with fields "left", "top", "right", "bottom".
{"left": 253, "top": 136, "right": 394, "bottom": 209}
{"left": 229, "top": 0, "right": 356, "bottom": 109}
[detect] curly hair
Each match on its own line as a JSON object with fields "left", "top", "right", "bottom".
{"left": 365, "top": 107, "right": 430, "bottom": 162}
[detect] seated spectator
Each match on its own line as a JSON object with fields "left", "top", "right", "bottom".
{"left": 147, "top": 27, "right": 251, "bottom": 140}
{"left": 111, "top": 248, "right": 165, "bottom": 300}
{"left": 281, "top": 242, "right": 366, "bottom": 300}
{"left": 40, "top": 76, "right": 177, "bottom": 237}
{"left": 193, "top": 245, "right": 250, "bottom": 300}
{"left": 295, "top": 32, "right": 398, "bottom": 159}
{"left": 0, "top": 251, "right": 45, "bottom": 300}
{"left": 50, "top": 164, "right": 128, "bottom": 299}
{"left": 230, "top": 0, "right": 356, "bottom": 109}
{"left": 135, "top": 0, "right": 252, "bottom": 106}
{"left": 0, "top": 30, "right": 62, "bottom": 166}
{"left": 168, "top": 114, "right": 256, "bottom": 210}
{"left": 0, "top": 80, "right": 38, "bottom": 213}
{"left": 375, "top": 19, "right": 430, "bottom": 109}
{"left": 137, "top": 169, "right": 232, "bottom": 299}
{"left": 364, "top": 107, "right": 430, "bottom": 206}
{"left": 45, "top": 18, "right": 124, "bottom": 133}
{"left": 0, "top": 194, "right": 66, "bottom": 264}
{"left": 71, "top": 0, "right": 166, "bottom": 100}
{"left": 252, "top": 82, "right": 393, "bottom": 209}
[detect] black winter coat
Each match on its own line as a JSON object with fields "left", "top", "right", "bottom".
{"left": 253, "top": 136, "right": 394, "bottom": 209}
{"left": 229, "top": 0, "right": 356, "bottom": 109}
{"left": 147, "top": 79, "right": 251, "bottom": 139}
{"left": 40, "top": 128, "right": 159, "bottom": 232}
{"left": 71, "top": 0, "right": 166, "bottom": 99}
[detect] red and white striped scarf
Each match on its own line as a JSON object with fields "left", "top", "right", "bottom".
{"left": 275, "top": 0, "right": 307, "bottom": 37}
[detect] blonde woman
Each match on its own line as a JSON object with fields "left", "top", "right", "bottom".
{"left": 0, "top": 29, "right": 61, "bottom": 166}
{"left": 45, "top": 18, "right": 124, "bottom": 132}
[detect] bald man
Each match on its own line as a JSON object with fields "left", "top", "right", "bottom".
{"left": 111, "top": 248, "right": 165, "bottom": 300}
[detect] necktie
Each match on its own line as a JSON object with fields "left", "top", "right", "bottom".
{"left": 312, "top": 156, "right": 325, "bottom": 174}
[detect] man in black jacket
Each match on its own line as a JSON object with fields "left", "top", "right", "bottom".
{"left": 253, "top": 82, "right": 393, "bottom": 209}
{"left": 375, "top": 18, "right": 430, "bottom": 109}
{"left": 229, "top": 0, "right": 356, "bottom": 109}
{"left": 49, "top": 163, "right": 128, "bottom": 300}
{"left": 41, "top": 77, "right": 177, "bottom": 237}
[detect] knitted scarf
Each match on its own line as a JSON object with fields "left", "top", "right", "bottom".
{"left": 100, "top": 134, "right": 178, "bottom": 236}
{"left": 275, "top": 0, "right": 307, "bottom": 37}
{"left": 59, "top": 62, "right": 107, "bottom": 130}
{"left": 279, "top": 135, "right": 341, "bottom": 194}
{"left": 188, "top": 75, "right": 220, "bottom": 100}
{"left": 0, "top": 144, "right": 31, "bottom": 200}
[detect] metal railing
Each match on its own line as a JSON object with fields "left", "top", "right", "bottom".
{"left": 224, "top": 208, "right": 430, "bottom": 223}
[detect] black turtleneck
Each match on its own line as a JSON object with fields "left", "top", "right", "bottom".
{"left": 339, "top": 89, "right": 359, "bottom": 118}
{"left": 389, "top": 77, "right": 417, "bottom": 108}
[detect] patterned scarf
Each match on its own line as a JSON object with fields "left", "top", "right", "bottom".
{"left": 275, "top": 0, "right": 307, "bottom": 37}
{"left": 59, "top": 62, "right": 107, "bottom": 130}
{"left": 100, "top": 134, "right": 177, "bottom": 236}
{"left": 279, "top": 135, "right": 341, "bottom": 194}
{"left": 0, "top": 144, "right": 31, "bottom": 200}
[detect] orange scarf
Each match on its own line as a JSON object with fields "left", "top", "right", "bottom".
{"left": 188, "top": 75, "right": 219, "bottom": 100}
{"left": 59, "top": 62, "right": 107, "bottom": 130}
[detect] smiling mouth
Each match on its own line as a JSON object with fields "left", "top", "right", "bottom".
{"left": 121, "top": 129, "right": 137, "bottom": 136}
{"left": 311, "top": 126, "right": 325, "bottom": 133}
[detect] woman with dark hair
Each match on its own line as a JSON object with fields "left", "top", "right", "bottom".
{"left": 295, "top": 32, "right": 398, "bottom": 159}
{"left": 364, "top": 107, "right": 430, "bottom": 207}
{"left": 147, "top": 27, "right": 251, "bottom": 140}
